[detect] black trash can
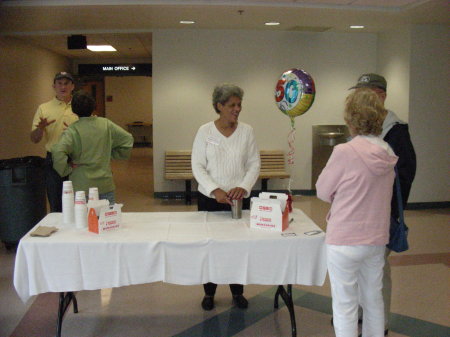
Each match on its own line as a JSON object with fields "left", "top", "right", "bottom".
{"left": 0, "top": 156, "right": 47, "bottom": 250}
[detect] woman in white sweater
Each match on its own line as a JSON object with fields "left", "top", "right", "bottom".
{"left": 191, "top": 84, "right": 260, "bottom": 311}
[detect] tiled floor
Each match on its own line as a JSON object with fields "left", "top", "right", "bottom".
{"left": 1, "top": 148, "right": 449, "bottom": 337}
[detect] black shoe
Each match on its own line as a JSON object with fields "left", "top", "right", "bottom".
{"left": 201, "top": 296, "right": 214, "bottom": 311}
{"left": 358, "top": 329, "right": 388, "bottom": 337}
{"left": 232, "top": 295, "right": 248, "bottom": 309}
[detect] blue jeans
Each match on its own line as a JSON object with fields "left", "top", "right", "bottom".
{"left": 99, "top": 191, "right": 115, "bottom": 205}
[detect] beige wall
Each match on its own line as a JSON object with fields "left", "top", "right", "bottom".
{"left": 153, "top": 29, "right": 378, "bottom": 193}
{"left": 408, "top": 25, "right": 450, "bottom": 202}
{"left": 1, "top": 26, "right": 448, "bottom": 203}
{"left": 105, "top": 76, "right": 152, "bottom": 130}
{"left": 0, "top": 36, "right": 71, "bottom": 159}
{"left": 377, "top": 25, "right": 450, "bottom": 203}
{"left": 377, "top": 26, "right": 412, "bottom": 122}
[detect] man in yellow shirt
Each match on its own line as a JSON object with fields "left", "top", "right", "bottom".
{"left": 30, "top": 72, "right": 78, "bottom": 212}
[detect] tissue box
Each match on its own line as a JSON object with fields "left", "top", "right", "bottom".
{"left": 250, "top": 192, "right": 289, "bottom": 231}
{"left": 88, "top": 202, "right": 122, "bottom": 234}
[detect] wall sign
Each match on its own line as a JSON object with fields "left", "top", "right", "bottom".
{"left": 78, "top": 64, "right": 152, "bottom": 76}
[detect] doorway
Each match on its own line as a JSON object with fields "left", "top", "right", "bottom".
{"left": 81, "top": 80, "right": 105, "bottom": 117}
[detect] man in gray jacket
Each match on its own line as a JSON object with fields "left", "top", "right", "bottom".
{"left": 350, "top": 73, "right": 417, "bottom": 335}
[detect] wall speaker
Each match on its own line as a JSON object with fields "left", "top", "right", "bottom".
{"left": 67, "top": 35, "right": 87, "bottom": 49}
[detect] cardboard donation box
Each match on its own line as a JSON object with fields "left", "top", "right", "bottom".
{"left": 250, "top": 192, "right": 289, "bottom": 231}
{"left": 88, "top": 200, "right": 123, "bottom": 234}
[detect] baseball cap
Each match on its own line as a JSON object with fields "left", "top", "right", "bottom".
{"left": 349, "top": 73, "right": 387, "bottom": 92}
{"left": 54, "top": 71, "right": 74, "bottom": 83}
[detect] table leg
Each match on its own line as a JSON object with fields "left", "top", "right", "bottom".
{"left": 274, "top": 285, "right": 297, "bottom": 337}
{"left": 56, "top": 292, "right": 78, "bottom": 337}
{"left": 261, "top": 178, "right": 269, "bottom": 191}
{"left": 185, "top": 180, "right": 192, "bottom": 205}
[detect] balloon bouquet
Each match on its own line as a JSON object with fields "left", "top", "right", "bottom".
{"left": 275, "top": 68, "right": 316, "bottom": 192}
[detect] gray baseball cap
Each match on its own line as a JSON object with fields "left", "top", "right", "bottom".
{"left": 54, "top": 71, "right": 74, "bottom": 83}
{"left": 349, "top": 73, "right": 387, "bottom": 91}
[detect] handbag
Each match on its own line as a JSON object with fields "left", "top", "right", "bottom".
{"left": 386, "top": 167, "right": 409, "bottom": 252}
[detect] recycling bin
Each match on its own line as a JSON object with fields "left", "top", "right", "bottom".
{"left": 0, "top": 156, "right": 47, "bottom": 250}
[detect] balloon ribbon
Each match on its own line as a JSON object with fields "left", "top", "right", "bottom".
{"left": 287, "top": 123, "right": 296, "bottom": 165}
{"left": 286, "top": 121, "right": 296, "bottom": 193}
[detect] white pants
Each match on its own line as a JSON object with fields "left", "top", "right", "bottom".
{"left": 358, "top": 248, "right": 391, "bottom": 329}
{"left": 327, "top": 244, "right": 385, "bottom": 337}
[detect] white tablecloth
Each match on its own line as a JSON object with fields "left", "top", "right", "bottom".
{"left": 14, "top": 209, "right": 327, "bottom": 302}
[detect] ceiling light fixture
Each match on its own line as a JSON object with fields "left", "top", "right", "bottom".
{"left": 350, "top": 25, "right": 364, "bottom": 29}
{"left": 87, "top": 45, "right": 116, "bottom": 52}
{"left": 265, "top": 22, "right": 280, "bottom": 26}
{"left": 180, "top": 20, "right": 195, "bottom": 24}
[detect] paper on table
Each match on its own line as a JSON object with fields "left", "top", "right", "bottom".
{"left": 30, "top": 226, "right": 59, "bottom": 237}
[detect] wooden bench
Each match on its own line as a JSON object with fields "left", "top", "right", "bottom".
{"left": 259, "top": 150, "right": 291, "bottom": 191}
{"left": 164, "top": 150, "right": 290, "bottom": 204}
{"left": 165, "top": 151, "right": 194, "bottom": 204}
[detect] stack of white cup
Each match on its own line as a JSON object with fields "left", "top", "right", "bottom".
{"left": 74, "top": 191, "right": 88, "bottom": 229}
{"left": 62, "top": 181, "right": 75, "bottom": 225}
{"left": 89, "top": 187, "right": 99, "bottom": 202}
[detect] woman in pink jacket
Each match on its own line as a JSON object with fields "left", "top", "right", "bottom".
{"left": 316, "top": 88, "right": 398, "bottom": 337}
